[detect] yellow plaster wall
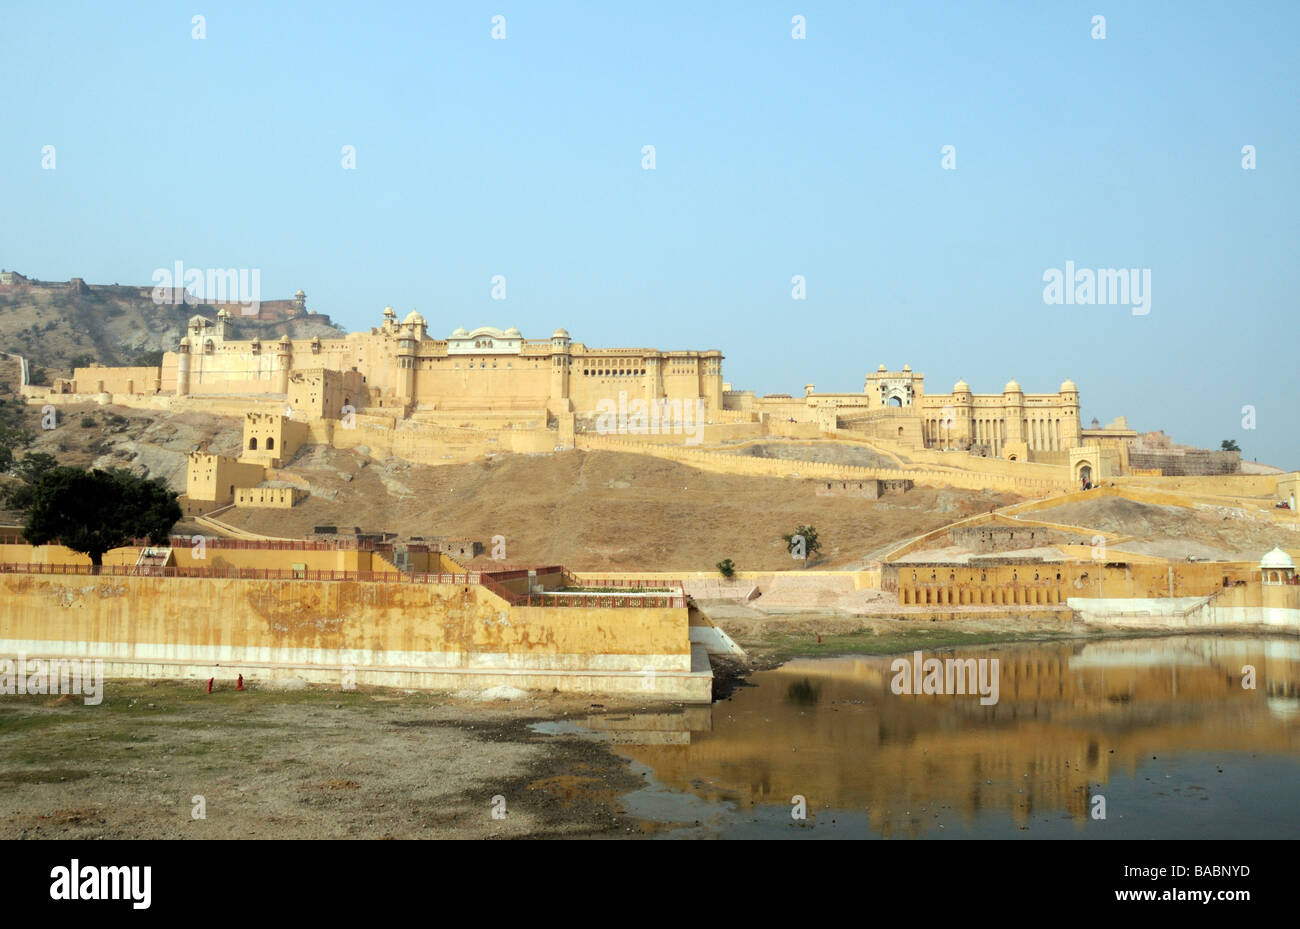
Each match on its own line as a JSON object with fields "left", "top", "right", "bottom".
{"left": 0, "top": 573, "right": 691, "bottom": 668}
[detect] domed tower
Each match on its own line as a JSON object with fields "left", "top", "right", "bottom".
{"left": 549, "top": 327, "right": 571, "bottom": 410}
{"left": 1059, "top": 379, "right": 1081, "bottom": 449}
{"left": 175, "top": 336, "right": 191, "bottom": 397}
{"left": 382, "top": 305, "right": 397, "bottom": 333}
{"left": 276, "top": 333, "right": 292, "bottom": 395}
{"left": 403, "top": 310, "right": 427, "bottom": 343}
{"left": 396, "top": 311, "right": 424, "bottom": 402}
{"left": 1003, "top": 379, "right": 1025, "bottom": 447}
{"left": 952, "top": 379, "right": 973, "bottom": 448}
{"left": 1260, "top": 547, "right": 1298, "bottom": 625}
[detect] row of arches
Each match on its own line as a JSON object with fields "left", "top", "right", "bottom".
{"left": 920, "top": 416, "right": 1070, "bottom": 451}
{"left": 583, "top": 368, "right": 647, "bottom": 377}
{"left": 899, "top": 584, "right": 1066, "bottom": 606}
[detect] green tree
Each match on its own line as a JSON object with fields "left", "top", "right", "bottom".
{"left": 1221, "top": 439, "right": 1240, "bottom": 452}
{"left": 0, "top": 422, "right": 35, "bottom": 472}
{"left": 716, "top": 558, "right": 735, "bottom": 578}
{"left": 131, "top": 349, "right": 165, "bottom": 367}
{"left": 782, "top": 525, "right": 822, "bottom": 565}
{"left": 23, "top": 467, "right": 180, "bottom": 569}
{"left": 1, "top": 451, "right": 58, "bottom": 511}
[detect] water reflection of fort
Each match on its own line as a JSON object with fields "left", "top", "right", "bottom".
{"left": 607, "top": 637, "right": 1300, "bottom": 838}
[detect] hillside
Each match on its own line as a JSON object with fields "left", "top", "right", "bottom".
{"left": 0, "top": 397, "right": 1016, "bottom": 570}
{"left": 212, "top": 446, "right": 1016, "bottom": 571}
{"left": 0, "top": 274, "right": 343, "bottom": 378}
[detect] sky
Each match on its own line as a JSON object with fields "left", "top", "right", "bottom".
{"left": 1, "top": 1, "right": 1296, "bottom": 466}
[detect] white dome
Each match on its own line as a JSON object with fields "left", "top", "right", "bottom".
{"left": 1060, "top": 379, "right": 1078, "bottom": 393}
{"left": 404, "top": 310, "right": 426, "bottom": 326}
{"left": 877, "top": 364, "right": 887, "bottom": 372}
{"left": 1004, "top": 379, "right": 1022, "bottom": 393}
{"left": 1260, "top": 547, "right": 1295, "bottom": 571}
{"left": 451, "top": 327, "right": 469, "bottom": 337}
{"left": 504, "top": 327, "right": 521, "bottom": 337}
{"left": 552, "top": 327, "right": 569, "bottom": 339}
{"left": 953, "top": 379, "right": 970, "bottom": 393}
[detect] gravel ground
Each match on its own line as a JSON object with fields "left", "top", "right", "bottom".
{"left": 0, "top": 680, "right": 668, "bottom": 840}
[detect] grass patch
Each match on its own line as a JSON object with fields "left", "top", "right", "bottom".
{"left": 0, "top": 767, "right": 93, "bottom": 785}
{"left": 761, "top": 626, "right": 1077, "bottom": 661}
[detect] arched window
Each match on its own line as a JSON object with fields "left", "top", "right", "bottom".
{"left": 249, "top": 437, "right": 258, "bottom": 450}
{"left": 266, "top": 437, "right": 275, "bottom": 450}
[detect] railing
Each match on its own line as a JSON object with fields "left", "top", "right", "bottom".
{"left": 0, "top": 562, "right": 478, "bottom": 583}
{"left": 517, "top": 592, "right": 687, "bottom": 609}
{"left": 562, "top": 570, "right": 686, "bottom": 592}
{"left": 0, "top": 561, "right": 691, "bottom": 608}
{"left": 167, "top": 535, "right": 384, "bottom": 552}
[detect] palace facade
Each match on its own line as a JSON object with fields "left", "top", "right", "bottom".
{"left": 152, "top": 307, "right": 724, "bottom": 419}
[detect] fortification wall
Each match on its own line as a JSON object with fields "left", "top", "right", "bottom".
{"left": 233, "top": 486, "right": 305, "bottom": 508}
{"left": 72, "top": 365, "right": 162, "bottom": 395}
{"left": 888, "top": 558, "right": 1261, "bottom": 606}
{"left": 855, "top": 435, "right": 1068, "bottom": 481}
{"left": 574, "top": 434, "right": 1065, "bottom": 492}
{"left": 0, "top": 543, "right": 140, "bottom": 567}
{"left": 1129, "top": 448, "right": 1241, "bottom": 476}
{"left": 0, "top": 573, "right": 704, "bottom": 699}
{"left": 1113, "top": 473, "right": 1278, "bottom": 498}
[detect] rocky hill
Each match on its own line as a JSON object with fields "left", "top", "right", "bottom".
{"left": 0, "top": 271, "right": 343, "bottom": 380}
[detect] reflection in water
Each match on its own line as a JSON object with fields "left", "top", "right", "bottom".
{"left": 614, "top": 636, "right": 1300, "bottom": 838}
{"left": 785, "top": 678, "right": 822, "bottom": 707}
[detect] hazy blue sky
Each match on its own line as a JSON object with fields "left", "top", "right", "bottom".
{"left": 2, "top": 1, "right": 1296, "bottom": 466}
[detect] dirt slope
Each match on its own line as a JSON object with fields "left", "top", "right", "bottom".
{"left": 219, "top": 447, "right": 1018, "bottom": 571}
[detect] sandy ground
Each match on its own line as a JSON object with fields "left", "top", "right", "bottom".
{"left": 0, "top": 681, "right": 661, "bottom": 840}
{"left": 205, "top": 446, "right": 1016, "bottom": 571}
{"left": 1029, "top": 495, "right": 1295, "bottom": 561}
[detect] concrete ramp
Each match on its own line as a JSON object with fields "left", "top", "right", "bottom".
{"left": 688, "top": 604, "right": 747, "bottom": 658}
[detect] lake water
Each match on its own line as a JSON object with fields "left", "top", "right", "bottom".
{"left": 606, "top": 635, "right": 1300, "bottom": 838}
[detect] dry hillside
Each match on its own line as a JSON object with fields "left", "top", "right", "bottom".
{"left": 0, "top": 279, "right": 341, "bottom": 376}
{"left": 215, "top": 445, "right": 1015, "bottom": 571}
{"left": 0, "top": 399, "right": 1017, "bottom": 570}
{"left": 1031, "top": 495, "right": 1294, "bottom": 562}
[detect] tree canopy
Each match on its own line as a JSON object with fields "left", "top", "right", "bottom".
{"left": 23, "top": 466, "right": 181, "bottom": 567}
{"left": 1, "top": 451, "right": 58, "bottom": 511}
{"left": 782, "top": 525, "right": 822, "bottom": 565}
